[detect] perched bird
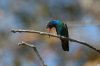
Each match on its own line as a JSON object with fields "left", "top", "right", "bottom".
{"left": 46, "top": 20, "right": 69, "bottom": 51}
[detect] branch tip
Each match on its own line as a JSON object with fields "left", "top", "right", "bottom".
{"left": 17, "top": 41, "right": 47, "bottom": 66}
{"left": 11, "top": 29, "right": 16, "bottom": 33}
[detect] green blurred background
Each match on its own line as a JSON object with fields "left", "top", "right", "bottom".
{"left": 0, "top": 0, "right": 100, "bottom": 66}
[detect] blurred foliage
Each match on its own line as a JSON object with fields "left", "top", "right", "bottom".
{"left": 0, "top": 0, "right": 100, "bottom": 66}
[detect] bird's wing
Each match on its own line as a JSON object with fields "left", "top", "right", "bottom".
{"left": 64, "top": 24, "right": 69, "bottom": 37}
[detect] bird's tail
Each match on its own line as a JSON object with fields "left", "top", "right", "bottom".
{"left": 61, "top": 39, "right": 69, "bottom": 51}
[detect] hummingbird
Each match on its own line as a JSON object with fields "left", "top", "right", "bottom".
{"left": 46, "top": 20, "right": 69, "bottom": 51}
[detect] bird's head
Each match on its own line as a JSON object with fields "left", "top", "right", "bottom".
{"left": 46, "top": 20, "right": 60, "bottom": 37}
{"left": 46, "top": 20, "right": 59, "bottom": 32}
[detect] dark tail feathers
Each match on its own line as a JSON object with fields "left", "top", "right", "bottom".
{"left": 61, "top": 39, "right": 69, "bottom": 51}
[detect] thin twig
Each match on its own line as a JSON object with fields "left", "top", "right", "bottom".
{"left": 12, "top": 29, "right": 100, "bottom": 54}
{"left": 18, "top": 41, "right": 47, "bottom": 66}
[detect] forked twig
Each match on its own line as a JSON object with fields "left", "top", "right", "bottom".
{"left": 18, "top": 41, "right": 47, "bottom": 66}
{"left": 12, "top": 29, "right": 100, "bottom": 54}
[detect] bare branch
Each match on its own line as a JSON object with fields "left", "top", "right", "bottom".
{"left": 18, "top": 41, "right": 47, "bottom": 66}
{"left": 12, "top": 29, "right": 100, "bottom": 54}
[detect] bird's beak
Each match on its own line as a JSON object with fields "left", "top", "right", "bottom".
{"left": 47, "top": 28, "right": 51, "bottom": 38}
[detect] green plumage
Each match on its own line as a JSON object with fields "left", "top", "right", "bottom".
{"left": 47, "top": 20, "right": 69, "bottom": 51}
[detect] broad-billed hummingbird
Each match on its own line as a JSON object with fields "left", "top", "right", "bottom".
{"left": 46, "top": 20, "right": 69, "bottom": 51}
